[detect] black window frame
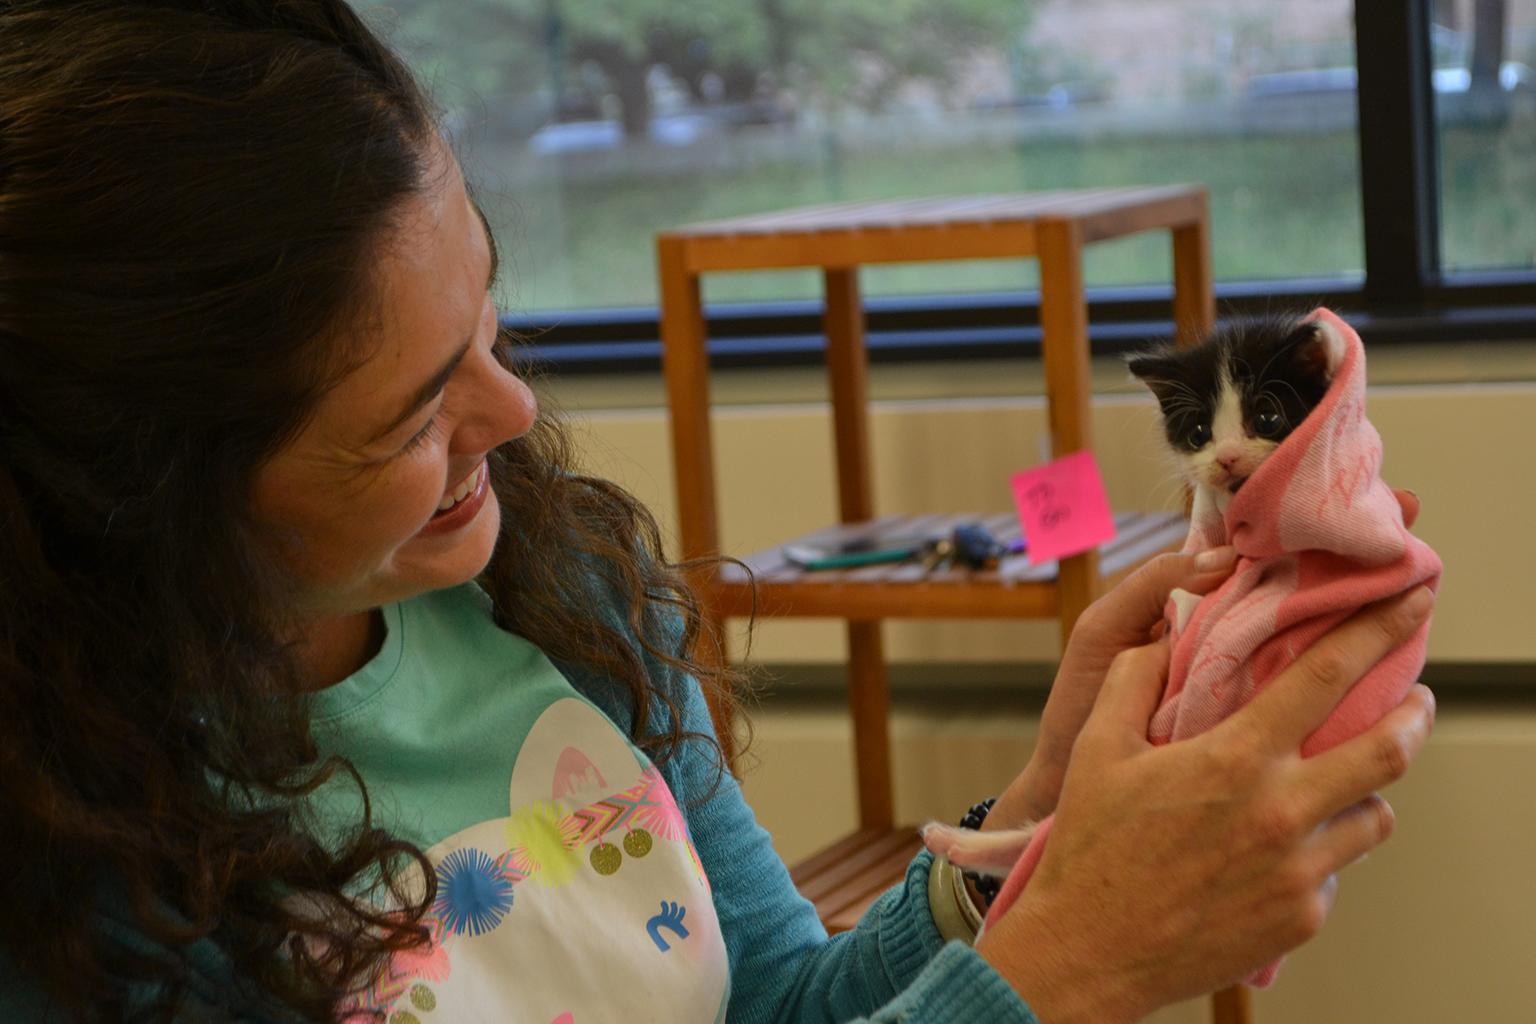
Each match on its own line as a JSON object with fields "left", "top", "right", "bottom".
{"left": 506, "top": 0, "right": 1536, "bottom": 377}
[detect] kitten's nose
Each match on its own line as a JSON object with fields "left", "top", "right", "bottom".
{"left": 1216, "top": 452, "right": 1242, "bottom": 472}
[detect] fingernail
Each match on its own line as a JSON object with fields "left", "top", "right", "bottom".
{"left": 1406, "top": 585, "right": 1435, "bottom": 619}
{"left": 1403, "top": 489, "right": 1419, "bottom": 500}
{"left": 1414, "top": 683, "right": 1436, "bottom": 718}
{"left": 1194, "top": 546, "right": 1237, "bottom": 572}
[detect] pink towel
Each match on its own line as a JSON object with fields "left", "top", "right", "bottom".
{"left": 981, "top": 308, "right": 1442, "bottom": 987}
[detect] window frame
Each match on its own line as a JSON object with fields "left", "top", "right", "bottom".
{"left": 507, "top": 0, "right": 1536, "bottom": 376}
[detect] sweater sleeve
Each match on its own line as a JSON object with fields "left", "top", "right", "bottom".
{"left": 659, "top": 679, "right": 1040, "bottom": 1024}
{"left": 552, "top": 556, "right": 1041, "bottom": 1023}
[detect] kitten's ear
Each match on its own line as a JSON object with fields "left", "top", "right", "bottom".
{"left": 1125, "top": 350, "right": 1183, "bottom": 404}
{"left": 1289, "top": 318, "right": 1347, "bottom": 381}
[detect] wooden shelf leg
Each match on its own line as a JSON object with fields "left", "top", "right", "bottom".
{"left": 1170, "top": 193, "right": 1252, "bottom": 1024}
{"left": 1037, "top": 218, "right": 1100, "bottom": 650}
{"left": 1172, "top": 193, "right": 1216, "bottom": 348}
{"left": 1212, "top": 984, "right": 1252, "bottom": 1024}
{"left": 658, "top": 236, "right": 719, "bottom": 565}
{"left": 822, "top": 267, "right": 894, "bottom": 829}
{"left": 823, "top": 267, "right": 875, "bottom": 523}
{"left": 848, "top": 620, "right": 894, "bottom": 830}
{"left": 658, "top": 237, "right": 738, "bottom": 765}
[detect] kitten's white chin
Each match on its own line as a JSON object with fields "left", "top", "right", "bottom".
{"left": 1192, "top": 480, "right": 1234, "bottom": 516}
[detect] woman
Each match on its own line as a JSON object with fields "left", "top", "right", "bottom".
{"left": 0, "top": 2, "right": 1436, "bottom": 1021}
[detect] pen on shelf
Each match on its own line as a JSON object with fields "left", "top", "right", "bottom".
{"left": 782, "top": 544, "right": 920, "bottom": 571}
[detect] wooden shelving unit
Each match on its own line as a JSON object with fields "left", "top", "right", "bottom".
{"left": 657, "top": 186, "right": 1247, "bottom": 1022}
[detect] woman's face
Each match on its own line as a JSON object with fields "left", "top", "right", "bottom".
{"left": 250, "top": 149, "right": 535, "bottom": 624}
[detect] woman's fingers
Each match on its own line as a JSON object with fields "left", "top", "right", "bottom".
{"left": 1393, "top": 489, "right": 1420, "bottom": 529}
{"left": 1028, "top": 549, "right": 1239, "bottom": 817}
{"left": 1223, "top": 586, "right": 1434, "bottom": 756}
{"left": 1082, "top": 546, "right": 1238, "bottom": 643}
{"left": 1083, "top": 639, "right": 1171, "bottom": 755}
{"left": 1294, "top": 684, "right": 1435, "bottom": 824}
{"left": 1306, "top": 795, "right": 1397, "bottom": 876}
{"left": 980, "top": 575, "right": 1438, "bottom": 1020}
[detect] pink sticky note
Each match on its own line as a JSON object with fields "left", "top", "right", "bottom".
{"left": 1010, "top": 451, "right": 1117, "bottom": 565}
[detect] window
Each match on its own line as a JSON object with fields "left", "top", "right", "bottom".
{"left": 1434, "top": 0, "right": 1536, "bottom": 274}
{"left": 364, "top": 1, "right": 1535, "bottom": 369}
{"left": 373, "top": 1, "right": 1361, "bottom": 309}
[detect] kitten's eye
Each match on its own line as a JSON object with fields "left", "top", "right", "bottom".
{"left": 1253, "top": 411, "right": 1285, "bottom": 438}
{"left": 1186, "top": 423, "right": 1212, "bottom": 449}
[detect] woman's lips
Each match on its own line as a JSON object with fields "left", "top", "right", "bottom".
{"left": 418, "top": 460, "right": 489, "bottom": 537}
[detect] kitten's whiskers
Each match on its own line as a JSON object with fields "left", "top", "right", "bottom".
{"left": 1149, "top": 468, "right": 1193, "bottom": 511}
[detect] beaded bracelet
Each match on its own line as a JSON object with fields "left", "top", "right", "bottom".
{"left": 957, "top": 797, "right": 1002, "bottom": 906}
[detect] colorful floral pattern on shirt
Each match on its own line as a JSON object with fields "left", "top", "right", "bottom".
{"left": 339, "top": 698, "right": 727, "bottom": 1023}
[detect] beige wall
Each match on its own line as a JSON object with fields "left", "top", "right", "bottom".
{"left": 546, "top": 342, "right": 1536, "bottom": 1022}
{"left": 555, "top": 345, "right": 1536, "bottom": 664}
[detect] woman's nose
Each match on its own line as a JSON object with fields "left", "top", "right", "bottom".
{"left": 454, "top": 368, "right": 537, "bottom": 455}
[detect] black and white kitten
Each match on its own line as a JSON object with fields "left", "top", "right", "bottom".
{"left": 920, "top": 314, "right": 1348, "bottom": 886}
{"left": 1127, "top": 314, "right": 1347, "bottom": 510}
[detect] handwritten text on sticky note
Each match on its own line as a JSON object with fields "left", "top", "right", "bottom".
{"left": 1010, "top": 451, "right": 1117, "bottom": 565}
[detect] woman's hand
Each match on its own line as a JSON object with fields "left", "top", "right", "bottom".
{"left": 975, "top": 586, "right": 1436, "bottom": 1024}
{"left": 987, "top": 488, "right": 1421, "bottom": 831}
{"left": 984, "top": 546, "right": 1239, "bottom": 829}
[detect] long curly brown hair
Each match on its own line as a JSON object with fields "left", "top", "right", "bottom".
{"left": 0, "top": 1, "right": 740, "bottom": 1020}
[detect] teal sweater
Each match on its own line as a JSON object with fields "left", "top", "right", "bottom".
{"left": 3, "top": 582, "right": 1039, "bottom": 1022}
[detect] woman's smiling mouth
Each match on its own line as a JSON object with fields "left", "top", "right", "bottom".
{"left": 419, "top": 460, "right": 490, "bottom": 536}
{"left": 437, "top": 461, "right": 486, "bottom": 512}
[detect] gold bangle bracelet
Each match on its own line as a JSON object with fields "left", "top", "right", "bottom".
{"left": 926, "top": 854, "right": 984, "bottom": 944}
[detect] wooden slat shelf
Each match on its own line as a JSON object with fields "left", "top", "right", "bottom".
{"left": 709, "top": 511, "right": 1189, "bottom": 620}
{"left": 788, "top": 827, "right": 926, "bottom": 935}
{"left": 663, "top": 186, "right": 1210, "bottom": 272}
{"left": 671, "top": 186, "right": 1202, "bottom": 237}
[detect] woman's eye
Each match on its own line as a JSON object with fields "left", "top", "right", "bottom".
{"left": 1187, "top": 423, "right": 1212, "bottom": 449}
{"left": 1253, "top": 411, "right": 1284, "bottom": 438}
{"left": 396, "top": 416, "right": 438, "bottom": 457}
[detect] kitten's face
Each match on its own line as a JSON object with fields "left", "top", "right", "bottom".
{"left": 1127, "top": 317, "right": 1345, "bottom": 493}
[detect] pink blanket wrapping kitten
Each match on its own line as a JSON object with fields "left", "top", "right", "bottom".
{"left": 923, "top": 309, "right": 1439, "bottom": 986}
{"left": 922, "top": 311, "right": 1347, "bottom": 876}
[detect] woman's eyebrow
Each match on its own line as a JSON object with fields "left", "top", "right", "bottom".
{"left": 365, "top": 211, "right": 499, "bottom": 446}
{"left": 371, "top": 341, "right": 472, "bottom": 444}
